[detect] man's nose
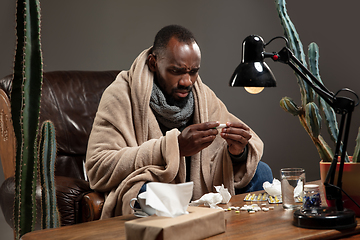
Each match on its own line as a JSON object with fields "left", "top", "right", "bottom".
{"left": 179, "top": 73, "right": 192, "bottom": 87}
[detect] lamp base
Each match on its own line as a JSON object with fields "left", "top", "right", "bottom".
{"left": 293, "top": 207, "right": 357, "bottom": 229}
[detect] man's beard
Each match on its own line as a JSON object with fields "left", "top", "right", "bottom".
{"left": 164, "top": 86, "right": 192, "bottom": 108}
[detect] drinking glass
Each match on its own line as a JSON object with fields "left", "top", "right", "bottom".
{"left": 280, "top": 168, "right": 305, "bottom": 210}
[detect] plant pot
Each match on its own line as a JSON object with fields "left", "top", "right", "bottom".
{"left": 319, "top": 159, "right": 360, "bottom": 217}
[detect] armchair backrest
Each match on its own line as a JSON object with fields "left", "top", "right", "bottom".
{"left": 0, "top": 70, "right": 120, "bottom": 180}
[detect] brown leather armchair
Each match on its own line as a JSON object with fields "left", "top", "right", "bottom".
{"left": 0, "top": 70, "right": 120, "bottom": 229}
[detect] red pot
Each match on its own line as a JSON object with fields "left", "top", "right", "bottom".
{"left": 319, "top": 159, "right": 360, "bottom": 216}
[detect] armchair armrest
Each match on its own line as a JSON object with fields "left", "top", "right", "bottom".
{"left": 80, "top": 191, "right": 105, "bottom": 222}
{"left": 55, "top": 176, "right": 104, "bottom": 225}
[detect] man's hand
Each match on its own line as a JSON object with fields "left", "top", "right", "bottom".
{"left": 220, "top": 122, "right": 252, "bottom": 156}
{"left": 178, "top": 121, "right": 219, "bottom": 157}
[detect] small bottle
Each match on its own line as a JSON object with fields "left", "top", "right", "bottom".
{"left": 302, "top": 184, "right": 321, "bottom": 210}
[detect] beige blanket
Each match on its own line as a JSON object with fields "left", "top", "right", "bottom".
{"left": 85, "top": 47, "right": 264, "bottom": 219}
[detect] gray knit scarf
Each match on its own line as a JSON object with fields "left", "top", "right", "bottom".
{"left": 150, "top": 82, "right": 194, "bottom": 129}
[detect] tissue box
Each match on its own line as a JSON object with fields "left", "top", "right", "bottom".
{"left": 125, "top": 206, "right": 225, "bottom": 240}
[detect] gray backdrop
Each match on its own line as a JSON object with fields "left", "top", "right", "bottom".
{"left": 1, "top": 0, "right": 360, "bottom": 205}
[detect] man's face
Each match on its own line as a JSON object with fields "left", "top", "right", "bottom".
{"left": 150, "top": 37, "right": 201, "bottom": 103}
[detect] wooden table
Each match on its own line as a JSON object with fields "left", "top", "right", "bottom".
{"left": 22, "top": 181, "right": 360, "bottom": 240}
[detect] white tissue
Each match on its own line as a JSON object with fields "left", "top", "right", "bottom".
{"left": 190, "top": 184, "right": 232, "bottom": 209}
{"left": 263, "top": 178, "right": 282, "bottom": 196}
{"left": 190, "top": 193, "right": 222, "bottom": 209}
{"left": 146, "top": 182, "right": 193, "bottom": 218}
{"left": 293, "top": 179, "right": 303, "bottom": 198}
{"left": 214, "top": 184, "right": 232, "bottom": 203}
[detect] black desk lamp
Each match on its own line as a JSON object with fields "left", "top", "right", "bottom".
{"left": 230, "top": 35, "right": 359, "bottom": 229}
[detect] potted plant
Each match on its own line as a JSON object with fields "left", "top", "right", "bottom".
{"left": 275, "top": 0, "right": 360, "bottom": 216}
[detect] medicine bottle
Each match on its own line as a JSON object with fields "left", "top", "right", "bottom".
{"left": 302, "top": 184, "right": 321, "bottom": 210}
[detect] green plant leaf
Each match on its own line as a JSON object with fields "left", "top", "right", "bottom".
{"left": 13, "top": 0, "right": 43, "bottom": 239}
{"left": 317, "top": 136, "right": 334, "bottom": 162}
{"left": 280, "top": 97, "right": 300, "bottom": 116}
{"left": 308, "top": 43, "right": 339, "bottom": 144}
{"left": 39, "top": 120, "right": 60, "bottom": 229}
{"left": 275, "top": 0, "right": 316, "bottom": 104}
{"left": 305, "top": 102, "right": 322, "bottom": 138}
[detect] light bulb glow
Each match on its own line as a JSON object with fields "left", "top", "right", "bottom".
{"left": 244, "top": 87, "right": 264, "bottom": 94}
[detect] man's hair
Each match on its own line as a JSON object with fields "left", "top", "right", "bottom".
{"left": 152, "top": 25, "right": 197, "bottom": 57}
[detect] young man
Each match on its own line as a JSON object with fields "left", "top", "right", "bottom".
{"left": 86, "top": 25, "right": 272, "bottom": 218}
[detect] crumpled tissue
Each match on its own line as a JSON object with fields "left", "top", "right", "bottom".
{"left": 293, "top": 179, "right": 304, "bottom": 198}
{"left": 146, "top": 182, "right": 193, "bottom": 218}
{"left": 263, "top": 178, "right": 304, "bottom": 198}
{"left": 189, "top": 184, "right": 232, "bottom": 209}
{"left": 263, "top": 178, "right": 282, "bottom": 196}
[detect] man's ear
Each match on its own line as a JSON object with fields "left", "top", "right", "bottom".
{"left": 147, "top": 54, "right": 157, "bottom": 72}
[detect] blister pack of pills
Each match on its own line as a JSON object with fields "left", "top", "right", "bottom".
{"left": 243, "top": 192, "right": 269, "bottom": 202}
{"left": 268, "top": 195, "right": 282, "bottom": 204}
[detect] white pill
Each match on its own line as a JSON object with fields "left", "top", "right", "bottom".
{"left": 217, "top": 124, "right": 227, "bottom": 128}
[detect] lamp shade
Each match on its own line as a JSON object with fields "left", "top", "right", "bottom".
{"left": 230, "top": 35, "right": 276, "bottom": 87}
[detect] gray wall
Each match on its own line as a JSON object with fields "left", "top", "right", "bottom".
{"left": 1, "top": 0, "right": 360, "bottom": 207}
{"left": 1, "top": 0, "right": 360, "bottom": 237}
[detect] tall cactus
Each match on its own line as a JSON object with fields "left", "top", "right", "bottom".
{"left": 38, "top": 120, "right": 60, "bottom": 229}
{"left": 12, "top": 0, "right": 43, "bottom": 239}
{"left": 275, "top": 0, "right": 359, "bottom": 162}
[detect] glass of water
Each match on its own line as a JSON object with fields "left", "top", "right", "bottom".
{"left": 280, "top": 168, "right": 305, "bottom": 210}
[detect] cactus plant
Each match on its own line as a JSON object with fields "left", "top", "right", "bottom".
{"left": 275, "top": 0, "right": 359, "bottom": 162}
{"left": 12, "top": 0, "right": 43, "bottom": 238}
{"left": 12, "top": 0, "right": 59, "bottom": 239}
{"left": 38, "top": 120, "right": 60, "bottom": 229}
